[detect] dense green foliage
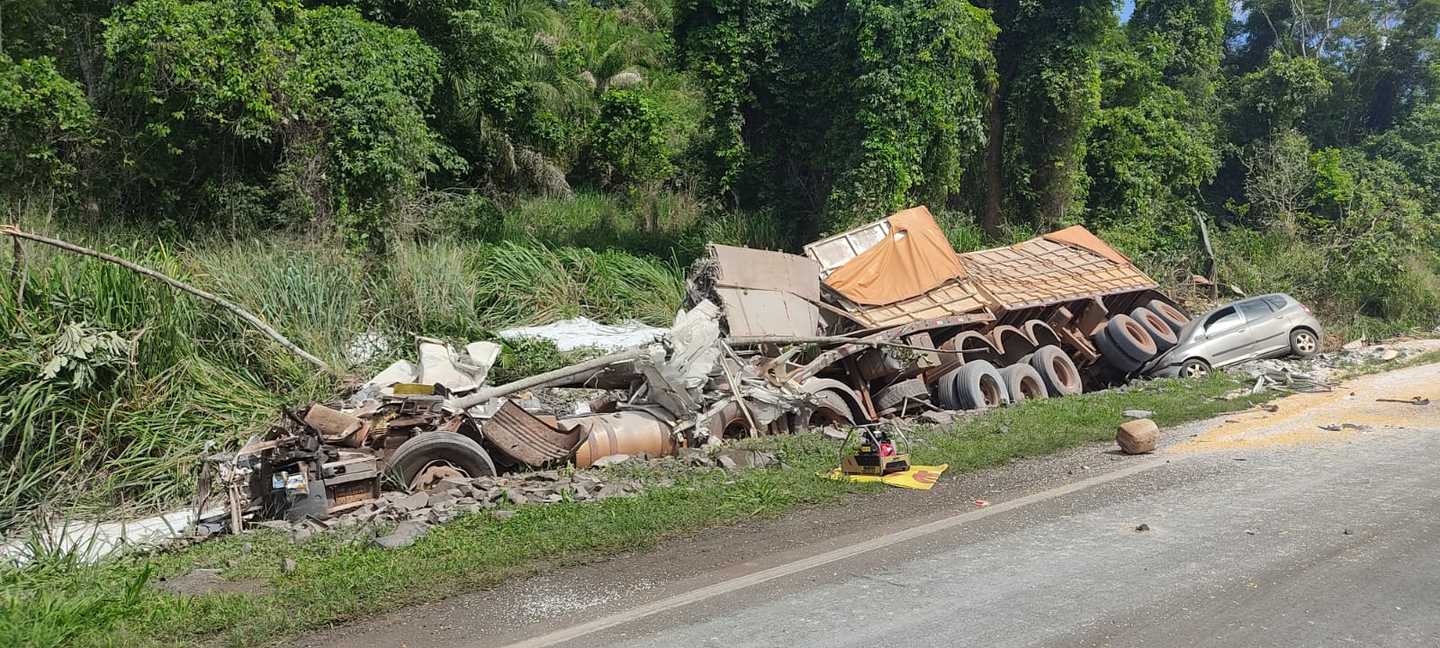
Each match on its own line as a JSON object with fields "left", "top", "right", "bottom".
{"left": 3, "top": 0, "right": 1440, "bottom": 530}
{"left": 4, "top": 0, "right": 1438, "bottom": 280}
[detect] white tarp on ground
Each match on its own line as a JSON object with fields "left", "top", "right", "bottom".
{"left": 1, "top": 508, "right": 219, "bottom": 566}
{"left": 498, "top": 317, "right": 666, "bottom": 352}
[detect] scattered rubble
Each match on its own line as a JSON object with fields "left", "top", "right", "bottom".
{"left": 195, "top": 461, "right": 690, "bottom": 547}
{"left": 374, "top": 521, "right": 429, "bottom": 550}
{"left": 1227, "top": 337, "right": 1440, "bottom": 385}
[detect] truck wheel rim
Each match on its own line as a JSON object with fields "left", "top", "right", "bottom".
{"left": 1051, "top": 357, "right": 1076, "bottom": 389}
{"left": 1019, "top": 376, "right": 1044, "bottom": 399}
{"left": 981, "top": 377, "right": 1002, "bottom": 407}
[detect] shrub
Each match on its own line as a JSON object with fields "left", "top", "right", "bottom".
{"left": 0, "top": 55, "right": 96, "bottom": 195}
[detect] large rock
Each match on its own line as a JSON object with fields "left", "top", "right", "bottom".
{"left": 1117, "top": 419, "right": 1159, "bottom": 454}
{"left": 392, "top": 491, "right": 429, "bottom": 512}
{"left": 715, "top": 449, "right": 780, "bottom": 472}
{"left": 373, "top": 520, "right": 429, "bottom": 550}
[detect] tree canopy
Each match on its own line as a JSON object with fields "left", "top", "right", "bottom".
{"left": 2, "top": 0, "right": 1439, "bottom": 320}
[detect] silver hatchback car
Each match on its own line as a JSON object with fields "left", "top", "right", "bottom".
{"left": 1147, "top": 293, "right": 1323, "bottom": 378}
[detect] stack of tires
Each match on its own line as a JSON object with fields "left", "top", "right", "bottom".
{"left": 1093, "top": 299, "right": 1189, "bottom": 374}
{"left": 932, "top": 345, "right": 1084, "bottom": 411}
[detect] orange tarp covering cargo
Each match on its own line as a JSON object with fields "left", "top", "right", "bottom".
{"left": 1041, "top": 225, "right": 1133, "bottom": 265}
{"left": 959, "top": 227, "right": 1157, "bottom": 312}
{"left": 822, "top": 206, "right": 966, "bottom": 306}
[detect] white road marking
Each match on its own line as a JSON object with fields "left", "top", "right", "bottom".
{"left": 493, "top": 458, "right": 1165, "bottom": 648}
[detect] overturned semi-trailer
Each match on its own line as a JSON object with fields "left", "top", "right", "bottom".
{"left": 700, "top": 206, "right": 1189, "bottom": 432}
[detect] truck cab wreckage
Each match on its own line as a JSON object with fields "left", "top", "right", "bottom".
{"left": 199, "top": 206, "right": 1191, "bottom": 529}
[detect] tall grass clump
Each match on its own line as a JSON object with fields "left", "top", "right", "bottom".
{"left": 190, "top": 243, "right": 367, "bottom": 367}
{"left": 469, "top": 240, "right": 684, "bottom": 328}
{"left": 499, "top": 191, "right": 705, "bottom": 260}
{"left": 372, "top": 240, "right": 484, "bottom": 341}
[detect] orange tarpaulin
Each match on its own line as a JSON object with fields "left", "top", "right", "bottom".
{"left": 822, "top": 206, "right": 966, "bottom": 306}
{"left": 1042, "top": 225, "right": 1132, "bottom": 265}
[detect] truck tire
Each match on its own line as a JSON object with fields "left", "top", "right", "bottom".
{"left": 810, "top": 389, "right": 856, "bottom": 425}
{"left": 952, "top": 360, "right": 1009, "bottom": 410}
{"left": 874, "top": 378, "right": 930, "bottom": 412}
{"left": 1148, "top": 299, "right": 1189, "bottom": 334}
{"left": 1094, "top": 329, "right": 1144, "bottom": 373}
{"left": 387, "top": 431, "right": 496, "bottom": 490}
{"left": 934, "top": 367, "right": 964, "bottom": 410}
{"left": 1098, "top": 314, "right": 1157, "bottom": 364}
{"left": 1000, "top": 363, "right": 1048, "bottom": 402}
{"left": 1130, "top": 306, "right": 1178, "bottom": 352}
{"left": 1028, "top": 346, "right": 1083, "bottom": 396}
{"left": 857, "top": 349, "right": 904, "bottom": 381}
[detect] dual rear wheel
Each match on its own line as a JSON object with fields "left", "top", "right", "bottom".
{"left": 935, "top": 345, "right": 1081, "bottom": 410}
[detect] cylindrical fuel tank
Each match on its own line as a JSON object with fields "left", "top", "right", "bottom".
{"left": 570, "top": 411, "right": 676, "bottom": 468}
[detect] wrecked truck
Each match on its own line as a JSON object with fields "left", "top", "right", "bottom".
{"left": 690, "top": 205, "right": 1190, "bottom": 428}
{"left": 198, "top": 206, "right": 1190, "bottom": 529}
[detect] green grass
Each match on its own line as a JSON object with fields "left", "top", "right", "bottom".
{"left": 2, "top": 373, "right": 1277, "bottom": 647}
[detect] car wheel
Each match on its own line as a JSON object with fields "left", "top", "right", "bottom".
{"left": 1179, "top": 358, "right": 1211, "bottom": 379}
{"left": 952, "top": 360, "right": 1010, "bottom": 410}
{"left": 1130, "top": 306, "right": 1178, "bottom": 352}
{"left": 1289, "top": 328, "right": 1319, "bottom": 358}
{"left": 387, "top": 431, "right": 496, "bottom": 491}
{"left": 1028, "top": 346, "right": 1083, "bottom": 396}
{"left": 1000, "top": 363, "right": 1048, "bottom": 402}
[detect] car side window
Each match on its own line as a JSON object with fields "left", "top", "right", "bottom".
{"left": 1236, "top": 299, "right": 1273, "bottom": 322}
{"left": 1263, "top": 295, "right": 1288, "bottom": 310}
{"left": 1204, "top": 307, "right": 1243, "bottom": 335}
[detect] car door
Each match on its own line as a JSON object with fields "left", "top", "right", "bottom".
{"left": 1235, "top": 298, "right": 1288, "bottom": 357}
{"left": 1198, "top": 306, "right": 1247, "bottom": 366}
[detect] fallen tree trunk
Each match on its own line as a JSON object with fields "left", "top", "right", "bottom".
{"left": 2, "top": 225, "right": 337, "bottom": 376}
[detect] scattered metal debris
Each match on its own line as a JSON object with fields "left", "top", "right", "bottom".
{"left": 1377, "top": 396, "right": 1431, "bottom": 406}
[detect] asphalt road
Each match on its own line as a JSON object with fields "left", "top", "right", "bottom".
{"left": 300, "top": 361, "right": 1440, "bottom": 648}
